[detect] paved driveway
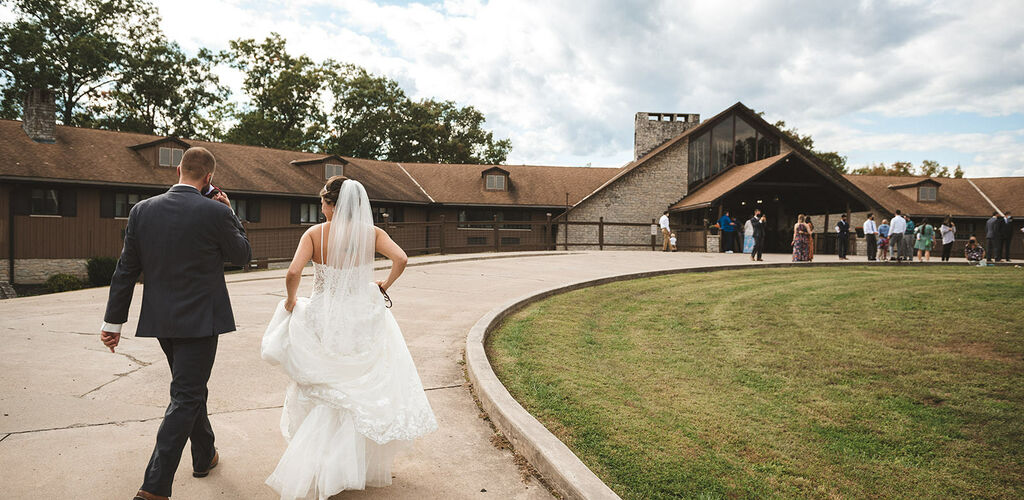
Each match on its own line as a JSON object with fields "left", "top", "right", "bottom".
{"left": 0, "top": 250, "right": 810, "bottom": 498}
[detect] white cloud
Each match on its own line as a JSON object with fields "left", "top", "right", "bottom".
{"left": 145, "top": 0, "right": 1024, "bottom": 175}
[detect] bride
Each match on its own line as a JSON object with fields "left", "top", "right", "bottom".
{"left": 261, "top": 176, "right": 437, "bottom": 500}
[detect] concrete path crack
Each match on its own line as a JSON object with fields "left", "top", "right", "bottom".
{"left": 4, "top": 405, "right": 286, "bottom": 437}
{"left": 78, "top": 352, "right": 152, "bottom": 398}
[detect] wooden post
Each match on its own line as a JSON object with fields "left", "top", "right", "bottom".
{"left": 651, "top": 218, "right": 657, "bottom": 251}
{"left": 563, "top": 215, "right": 569, "bottom": 251}
{"left": 545, "top": 213, "right": 552, "bottom": 250}
{"left": 439, "top": 214, "right": 446, "bottom": 255}
{"left": 598, "top": 216, "right": 604, "bottom": 250}
{"left": 493, "top": 214, "right": 500, "bottom": 253}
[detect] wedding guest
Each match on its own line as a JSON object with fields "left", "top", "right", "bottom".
{"left": 742, "top": 217, "right": 755, "bottom": 254}
{"left": 939, "top": 216, "right": 956, "bottom": 262}
{"left": 718, "top": 210, "right": 737, "bottom": 253}
{"left": 659, "top": 211, "right": 671, "bottom": 252}
{"left": 999, "top": 211, "right": 1013, "bottom": 262}
{"left": 805, "top": 216, "right": 816, "bottom": 261}
{"left": 889, "top": 210, "right": 906, "bottom": 262}
{"left": 903, "top": 216, "right": 916, "bottom": 262}
{"left": 878, "top": 218, "right": 890, "bottom": 261}
{"left": 863, "top": 213, "right": 878, "bottom": 261}
{"left": 914, "top": 218, "right": 935, "bottom": 262}
{"left": 792, "top": 214, "right": 811, "bottom": 262}
{"left": 669, "top": 232, "right": 677, "bottom": 252}
{"left": 835, "top": 214, "right": 850, "bottom": 260}
{"left": 750, "top": 209, "right": 765, "bottom": 262}
{"left": 986, "top": 212, "right": 1001, "bottom": 262}
{"left": 965, "top": 236, "right": 985, "bottom": 265}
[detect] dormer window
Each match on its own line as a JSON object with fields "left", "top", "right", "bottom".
{"left": 325, "top": 163, "right": 344, "bottom": 178}
{"left": 486, "top": 174, "right": 506, "bottom": 191}
{"left": 918, "top": 185, "right": 937, "bottom": 201}
{"left": 159, "top": 147, "right": 184, "bottom": 167}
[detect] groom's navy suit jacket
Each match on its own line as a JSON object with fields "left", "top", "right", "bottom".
{"left": 104, "top": 185, "right": 251, "bottom": 338}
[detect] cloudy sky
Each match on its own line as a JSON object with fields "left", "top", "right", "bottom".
{"left": 36, "top": 1, "right": 1024, "bottom": 175}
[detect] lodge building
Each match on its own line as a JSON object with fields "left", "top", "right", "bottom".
{"left": 1, "top": 91, "right": 1020, "bottom": 286}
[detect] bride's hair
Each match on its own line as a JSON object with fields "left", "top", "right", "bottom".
{"left": 319, "top": 175, "right": 348, "bottom": 205}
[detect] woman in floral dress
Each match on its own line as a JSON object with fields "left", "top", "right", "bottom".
{"left": 914, "top": 218, "right": 935, "bottom": 262}
{"left": 792, "top": 214, "right": 811, "bottom": 262}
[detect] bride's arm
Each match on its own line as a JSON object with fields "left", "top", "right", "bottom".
{"left": 374, "top": 226, "right": 408, "bottom": 291}
{"left": 284, "top": 227, "right": 315, "bottom": 311}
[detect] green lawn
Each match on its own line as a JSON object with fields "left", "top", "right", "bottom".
{"left": 487, "top": 266, "right": 1024, "bottom": 499}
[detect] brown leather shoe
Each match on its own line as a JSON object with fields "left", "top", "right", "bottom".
{"left": 193, "top": 449, "right": 219, "bottom": 478}
{"left": 134, "top": 490, "right": 169, "bottom": 500}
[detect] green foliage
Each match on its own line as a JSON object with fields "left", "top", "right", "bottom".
{"left": 0, "top": 0, "right": 162, "bottom": 125}
{"left": 44, "top": 273, "right": 85, "bottom": 293}
{"left": 765, "top": 117, "right": 848, "bottom": 173}
{"left": 85, "top": 256, "right": 118, "bottom": 286}
{"left": 849, "top": 160, "right": 962, "bottom": 178}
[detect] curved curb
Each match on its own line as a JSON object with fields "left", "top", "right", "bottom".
{"left": 464, "top": 260, "right": 899, "bottom": 499}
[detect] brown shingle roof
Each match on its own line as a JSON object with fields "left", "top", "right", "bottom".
{"left": 668, "top": 154, "right": 786, "bottom": 211}
{"left": 397, "top": 162, "right": 619, "bottom": 207}
{"left": 843, "top": 175, "right": 1001, "bottom": 218}
{"left": 964, "top": 177, "right": 1024, "bottom": 215}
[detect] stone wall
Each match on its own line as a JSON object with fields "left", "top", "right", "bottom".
{"left": 0, "top": 259, "right": 8, "bottom": 282}
{"left": 13, "top": 259, "right": 88, "bottom": 284}
{"left": 634, "top": 112, "right": 699, "bottom": 160}
{"left": 22, "top": 88, "right": 56, "bottom": 143}
{"left": 561, "top": 138, "right": 690, "bottom": 250}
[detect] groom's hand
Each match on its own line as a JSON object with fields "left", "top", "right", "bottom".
{"left": 212, "top": 191, "right": 230, "bottom": 207}
{"left": 100, "top": 330, "right": 121, "bottom": 353}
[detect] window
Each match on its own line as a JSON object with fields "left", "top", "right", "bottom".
{"left": 458, "top": 209, "right": 531, "bottom": 230}
{"left": 372, "top": 206, "right": 404, "bottom": 224}
{"left": 230, "top": 199, "right": 247, "bottom": 221}
{"left": 919, "top": 185, "right": 938, "bottom": 201}
{"left": 467, "top": 236, "right": 488, "bottom": 245}
{"left": 300, "top": 202, "right": 321, "bottom": 223}
{"left": 325, "top": 163, "right": 344, "bottom": 178}
{"left": 31, "top": 188, "right": 59, "bottom": 215}
{"left": 485, "top": 174, "right": 507, "bottom": 190}
{"left": 734, "top": 117, "right": 757, "bottom": 165}
{"left": 500, "top": 237, "right": 521, "bottom": 245}
{"left": 114, "top": 193, "right": 147, "bottom": 218}
{"left": 711, "top": 116, "right": 734, "bottom": 176}
{"left": 159, "top": 147, "right": 184, "bottom": 167}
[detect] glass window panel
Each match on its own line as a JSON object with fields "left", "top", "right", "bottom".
{"left": 159, "top": 147, "right": 171, "bottom": 166}
{"left": 486, "top": 175, "right": 506, "bottom": 190}
{"left": 711, "top": 116, "right": 734, "bottom": 176}
{"left": 757, "top": 134, "right": 779, "bottom": 160}
{"left": 688, "top": 133, "right": 710, "bottom": 186}
{"left": 115, "top": 193, "right": 128, "bottom": 217}
{"left": 734, "top": 118, "right": 757, "bottom": 165}
{"left": 919, "top": 186, "right": 937, "bottom": 201}
{"left": 171, "top": 148, "right": 183, "bottom": 166}
{"left": 325, "top": 163, "right": 344, "bottom": 178}
{"left": 31, "top": 188, "right": 60, "bottom": 215}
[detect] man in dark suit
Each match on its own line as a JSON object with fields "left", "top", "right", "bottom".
{"left": 835, "top": 214, "right": 850, "bottom": 260}
{"left": 749, "top": 209, "right": 765, "bottom": 261}
{"left": 1000, "top": 212, "right": 1013, "bottom": 262}
{"left": 100, "top": 147, "right": 251, "bottom": 500}
{"left": 986, "top": 212, "right": 1002, "bottom": 262}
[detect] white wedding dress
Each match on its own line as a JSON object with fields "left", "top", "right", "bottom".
{"left": 261, "top": 180, "right": 437, "bottom": 500}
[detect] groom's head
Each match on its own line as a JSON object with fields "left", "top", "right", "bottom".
{"left": 177, "top": 147, "right": 217, "bottom": 187}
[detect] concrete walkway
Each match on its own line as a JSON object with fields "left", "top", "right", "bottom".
{"left": 0, "top": 250, "right": 845, "bottom": 499}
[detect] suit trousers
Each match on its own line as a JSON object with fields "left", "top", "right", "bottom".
{"left": 1001, "top": 237, "right": 1012, "bottom": 261}
{"left": 889, "top": 233, "right": 904, "bottom": 260}
{"left": 987, "top": 238, "right": 999, "bottom": 261}
{"left": 941, "top": 242, "right": 953, "bottom": 261}
{"left": 752, "top": 235, "right": 764, "bottom": 260}
{"left": 837, "top": 235, "right": 849, "bottom": 259}
{"left": 865, "top": 234, "right": 877, "bottom": 260}
{"left": 142, "top": 335, "right": 219, "bottom": 497}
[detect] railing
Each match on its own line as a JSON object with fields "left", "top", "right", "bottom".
{"left": 557, "top": 217, "right": 661, "bottom": 250}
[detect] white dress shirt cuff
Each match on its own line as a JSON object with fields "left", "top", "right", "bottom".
{"left": 101, "top": 322, "right": 123, "bottom": 333}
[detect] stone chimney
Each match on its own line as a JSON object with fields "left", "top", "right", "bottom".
{"left": 634, "top": 112, "right": 700, "bottom": 160}
{"left": 22, "top": 88, "right": 56, "bottom": 143}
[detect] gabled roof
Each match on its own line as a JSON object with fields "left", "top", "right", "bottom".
{"left": 966, "top": 177, "right": 1024, "bottom": 215}
{"left": 887, "top": 178, "right": 942, "bottom": 190}
{"left": 397, "top": 162, "right": 618, "bottom": 207}
{"left": 481, "top": 166, "right": 510, "bottom": 176}
{"left": 128, "top": 136, "right": 191, "bottom": 150}
{"left": 669, "top": 153, "right": 787, "bottom": 211}
{"left": 843, "top": 175, "right": 1001, "bottom": 218}
{"left": 290, "top": 154, "right": 349, "bottom": 166}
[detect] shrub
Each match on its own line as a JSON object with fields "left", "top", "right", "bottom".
{"left": 44, "top": 273, "right": 85, "bottom": 293}
{"left": 87, "top": 256, "right": 119, "bottom": 287}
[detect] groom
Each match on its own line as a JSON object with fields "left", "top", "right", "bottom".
{"left": 100, "top": 147, "right": 251, "bottom": 500}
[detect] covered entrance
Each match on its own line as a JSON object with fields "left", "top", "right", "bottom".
{"left": 670, "top": 153, "right": 879, "bottom": 253}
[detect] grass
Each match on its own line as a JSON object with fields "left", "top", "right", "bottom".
{"left": 486, "top": 266, "right": 1024, "bottom": 499}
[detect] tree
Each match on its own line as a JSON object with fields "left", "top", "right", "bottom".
{"left": 848, "top": 160, "right": 960, "bottom": 178}
{"left": 221, "top": 33, "right": 327, "bottom": 151}
{"left": 0, "top": 0, "right": 162, "bottom": 125}
{"left": 771, "top": 119, "right": 848, "bottom": 173}
{"left": 87, "top": 40, "right": 228, "bottom": 139}
{"left": 322, "top": 63, "right": 408, "bottom": 160}
{"left": 392, "top": 99, "right": 511, "bottom": 164}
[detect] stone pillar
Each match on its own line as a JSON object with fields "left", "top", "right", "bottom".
{"left": 634, "top": 112, "right": 699, "bottom": 160}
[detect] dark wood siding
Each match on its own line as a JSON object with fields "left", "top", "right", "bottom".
{"left": 13, "top": 186, "right": 129, "bottom": 258}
